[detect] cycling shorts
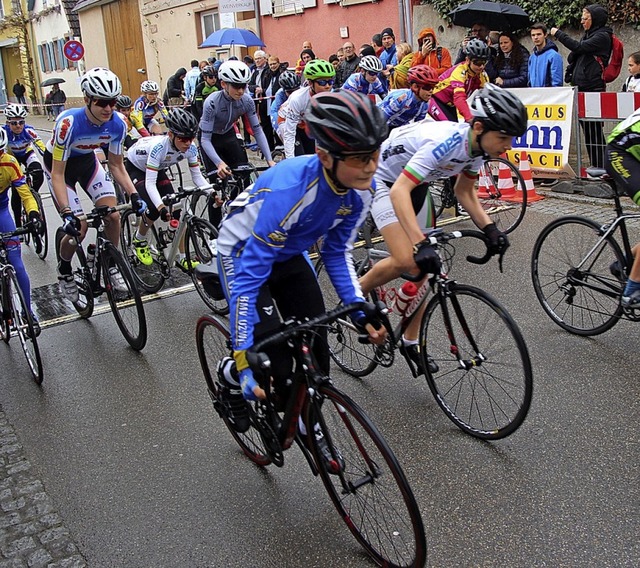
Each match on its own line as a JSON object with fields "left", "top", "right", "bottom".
{"left": 605, "top": 144, "right": 640, "bottom": 205}
{"left": 370, "top": 175, "right": 434, "bottom": 232}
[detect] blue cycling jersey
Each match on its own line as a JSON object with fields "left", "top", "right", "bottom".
{"left": 3, "top": 124, "right": 46, "bottom": 159}
{"left": 341, "top": 73, "right": 387, "bottom": 97}
{"left": 217, "top": 155, "right": 373, "bottom": 352}
{"left": 377, "top": 89, "right": 428, "bottom": 128}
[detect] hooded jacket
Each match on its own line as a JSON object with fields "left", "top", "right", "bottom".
{"left": 553, "top": 4, "right": 612, "bottom": 92}
{"left": 528, "top": 39, "right": 564, "bottom": 87}
{"left": 411, "top": 28, "right": 452, "bottom": 76}
{"left": 166, "top": 67, "right": 187, "bottom": 99}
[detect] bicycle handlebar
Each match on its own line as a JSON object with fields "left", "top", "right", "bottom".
{"left": 73, "top": 203, "right": 131, "bottom": 223}
{"left": 0, "top": 221, "right": 38, "bottom": 242}
{"left": 161, "top": 184, "right": 214, "bottom": 206}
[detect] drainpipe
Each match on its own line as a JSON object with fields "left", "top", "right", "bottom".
{"left": 254, "top": 0, "right": 262, "bottom": 41}
{"left": 397, "top": 0, "right": 406, "bottom": 42}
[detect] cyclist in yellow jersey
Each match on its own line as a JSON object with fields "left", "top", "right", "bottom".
{"left": 131, "top": 81, "right": 169, "bottom": 135}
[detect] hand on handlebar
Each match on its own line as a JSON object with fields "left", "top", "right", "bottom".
{"left": 28, "top": 211, "right": 42, "bottom": 233}
{"left": 217, "top": 162, "right": 232, "bottom": 179}
{"left": 413, "top": 240, "right": 442, "bottom": 275}
{"left": 482, "top": 223, "right": 509, "bottom": 255}
{"left": 61, "top": 212, "right": 81, "bottom": 237}
{"left": 130, "top": 193, "right": 147, "bottom": 216}
{"left": 158, "top": 207, "right": 171, "bottom": 222}
{"left": 352, "top": 302, "right": 388, "bottom": 346}
{"left": 238, "top": 368, "right": 266, "bottom": 401}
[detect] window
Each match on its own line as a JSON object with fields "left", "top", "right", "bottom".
{"left": 200, "top": 10, "right": 220, "bottom": 40}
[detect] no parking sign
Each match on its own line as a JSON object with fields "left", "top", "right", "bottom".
{"left": 63, "top": 40, "right": 85, "bottom": 62}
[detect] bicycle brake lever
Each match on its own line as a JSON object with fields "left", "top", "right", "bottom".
{"left": 498, "top": 250, "right": 505, "bottom": 273}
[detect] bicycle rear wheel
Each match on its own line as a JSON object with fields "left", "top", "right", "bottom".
{"left": 100, "top": 242, "right": 147, "bottom": 350}
{"left": 429, "top": 178, "right": 456, "bottom": 220}
{"left": 478, "top": 158, "right": 527, "bottom": 234}
{"left": 33, "top": 192, "right": 48, "bottom": 260}
{"left": 531, "top": 216, "right": 625, "bottom": 335}
{"left": 54, "top": 228, "right": 94, "bottom": 318}
{"left": 195, "top": 315, "right": 272, "bottom": 466}
{"left": 420, "top": 283, "right": 532, "bottom": 440}
{"left": 307, "top": 385, "right": 427, "bottom": 567}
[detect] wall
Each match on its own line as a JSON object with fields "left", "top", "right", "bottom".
{"left": 76, "top": 7, "right": 109, "bottom": 72}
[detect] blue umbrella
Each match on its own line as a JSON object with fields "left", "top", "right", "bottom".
{"left": 200, "top": 28, "right": 265, "bottom": 48}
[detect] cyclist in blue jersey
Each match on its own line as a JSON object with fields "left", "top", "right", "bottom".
{"left": 131, "top": 81, "right": 169, "bottom": 136}
{"left": 341, "top": 55, "right": 388, "bottom": 98}
{"left": 43, "top": 67, "right": 147, "bottom": 303}
{"left": 215, "top": 91, "right": 388, "bottom": 438}
{"left": 377, "top": 65, "right": 439, "bottom": 129}
{"left": 269, "top": 71, "right": 300, "bottom": 141}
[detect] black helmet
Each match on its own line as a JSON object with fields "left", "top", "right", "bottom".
{"left": 470, "top": 84, "right": 528, "bottom": 137}
{"left": 202, "top": 65, "right": 216, "bottom": 78}
{"left": 116, "top": 95, "right": 132, "bottom": 109}
{"left": 305, "top": 91, "right": 388, "bottom": 154}
{"left": 465, "top": 39, "right": 491, "bottom": 60}
{"left": 165, "top": 108, "right": 198, "bottom": 138}
{"left": 278, "top": 70, "right": 300, "bottom": 91}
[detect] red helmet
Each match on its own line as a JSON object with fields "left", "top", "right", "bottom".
{"left": 407, "top": 65, "right": 439, "bottom": 88}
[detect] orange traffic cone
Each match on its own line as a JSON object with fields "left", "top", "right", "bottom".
{"left": 513, "top": 151, "right": 544, "bottom": 203}
{"left": 477, "top": 166, "right": 494, "bottom": 198}
{"left": 497, "top": 159, "right": 517, "bottom": 200}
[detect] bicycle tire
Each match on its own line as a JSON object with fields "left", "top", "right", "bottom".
{"left": 306, "top": 384, "right": 427, "bottom": 567}
{"left": 531, "top": 216, "right": 625, "bottom": 336}
{"left": 119, "top": 209, "right": 166, "bottom": 294}
{"left": 195, "top": 315, "right": 272, "bottom": 466}
{"left": 54, "top": 228, "right": 94, "bottom": 319}
{"left": 0, "top": 278, "right": 9, "bottom": 344}
{"left": 5, "top": 269, "right": 43, "bottom": 384}
{"left": 32, "top": 192, "right": 49, "bottom": 260}
{"left": 429, "top": 178, "right": 456, "bottom": 219}
{"left": 185, "top": 217, "right": 229, "bottom": 315}
{"left": 478, "top": 158, "right": 527, "bottom": 234}
{"left": 100, "top": 241, "right": 147, "bottom": 350}
{"left": 420, "top": 283, "right": 533, "bottom": 440}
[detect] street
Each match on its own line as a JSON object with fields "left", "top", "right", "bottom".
{"left": 1, "top": 192, "right": 638, "bottom": 567}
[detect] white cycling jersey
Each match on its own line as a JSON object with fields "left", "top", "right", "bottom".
{"left": 280, "top": 85, "right": 312, "bottom": 159}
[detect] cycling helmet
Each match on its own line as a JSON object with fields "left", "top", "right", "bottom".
{"left": 464, "top": 39, "right": 491, "bottom": 60}
{"left": 407, "top": 65, "right": 440, "bottom": 88}
{"left": 278, "top": 70, "right": 301, "bottom": 91}
{"left": 81, "top": 68, "right": 122, "bottom": 98}
{"left": 303, "top": 59, "right": 336, "bottom": 81}
{"left": 4, "top": 103, "right": 27, "bottom": 119}
{"left": 165, "top": 108, "right": 198, "bottom": 138}
{"left": 201, "top": 65, "right": 216, "bottom": 78}
{"left": 141, "top": 80, "right": 159, "bottom": 93}
{"left": 470, "top": 84, "right": 528, "bottom": 137}
{"left": 0, "top": 129, "right": 7, "bottom": 152}
{"left": 305, "top": 91, "right": 388, "bottom": 154}
{"left": 115, "top": 95, "right": 132, "bottom": 109}
{"left": 218, "top": 61, "right": 251, "bottom": 84}
{"left": 359, "top": 55, "right": 384, "bottom": 74}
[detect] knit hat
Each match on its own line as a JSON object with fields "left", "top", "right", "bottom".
{"left": 381, "top": 28, "right": 395, "bottom": 39}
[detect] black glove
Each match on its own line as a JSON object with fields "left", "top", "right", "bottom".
{"left": 61, "top": 212, "right": 81, "bottom": 237}
{"left": 130, "top": 193, "right": 147, "bottom": 215}
{"left": 158, "top": 207, "right": 171, "bottom": 222}
{"left": 28, "top": 211, "right": 42, "bottom": 233}
{"left": 413, "top": 240, "right": 441, "bottom": 275}
{"left": 483, "top": 223, "right": 509, "bottom": 255}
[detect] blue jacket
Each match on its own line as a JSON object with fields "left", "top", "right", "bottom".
{"left": 496, "top": 45, "right": 529, "bottom": 88}
{"left": 528, "top": 39, "right": 564, "bottom": 87}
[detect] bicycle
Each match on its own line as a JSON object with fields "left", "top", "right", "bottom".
{"left": 1, "top": 222, "right": 43, "bottom": 384}
{"left": 196, "top": 301, "right": 427, "bottom": 567}
{"left": 429, "top": 157, "right": 527, "bottom": 234}
{"left": 531, "top": 168, "right": 640, "bottom": 335}
{"left": 119, "top": 184, "right": 225, "bottom": 314}
{"left": 20, "top": 170, "right": 48, "bottom": 260}
{"left": 55, "top": 204, "right": 147, "bottom": 350}
{"left": 323, "top": 227, "right": 533, "bottom": 440}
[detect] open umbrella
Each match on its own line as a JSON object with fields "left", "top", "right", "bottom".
{"left": 200, "top": 28, "right": 265, "bottom": 49}
{"left": 449, "top": 1, "right": 531, "bottom": 32}
{"left": 40, "top": 77, "right": 66, "bottom": 87}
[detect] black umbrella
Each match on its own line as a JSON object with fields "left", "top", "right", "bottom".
{"left": 449, "top": 1, "right": 531, "bottom": 32}
{"left": 40, "top": 77, "right": 65, "bottom": 87}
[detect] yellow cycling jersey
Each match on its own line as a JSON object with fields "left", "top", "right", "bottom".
{"left": 0, "top": 153, "right": 37, "bottom": 214}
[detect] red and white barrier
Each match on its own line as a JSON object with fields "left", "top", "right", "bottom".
{"left": 577, "top": 92, "right": 640, "bottom": 120}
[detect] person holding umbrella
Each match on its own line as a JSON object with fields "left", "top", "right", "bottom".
{"left": 49, "top": 84, "right": 66, "bottom": 119}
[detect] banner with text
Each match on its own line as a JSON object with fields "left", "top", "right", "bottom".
{"left": 219, "top": 0, "right": 254, "bottom": 13}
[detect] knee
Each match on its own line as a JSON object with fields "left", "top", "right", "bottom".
{"left": 105, "top": 211, "right": 121, "bottom": 228}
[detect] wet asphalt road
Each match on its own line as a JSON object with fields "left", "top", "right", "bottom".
{"left": 0, "top": 192, "right": 638, "bottom": 567}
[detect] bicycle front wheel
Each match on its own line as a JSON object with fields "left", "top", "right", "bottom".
{"left": 306, "top": 385, "right": 427, "bottom": 567}
{"left": 420, "top": 283, "right": 532, "bottom": 440}
{"left": 100, "top": 242, "right": 147, "bottom": 350}
{"left": 195, "top": 315, "right": 271, "bottom": 466}
{"left": 531, "top": 216, "right": 625, "bottom": 336}
{"left": 33, "top": 192, "right": 49, "bottom": 260}
{"left": 478, "top": 158, "right": 527, "bottom": 234}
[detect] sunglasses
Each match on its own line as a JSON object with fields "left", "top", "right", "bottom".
{"left": 228, "top": 82, "right": 246, "bottom": 90}
{"left": 8, "top": 120, "right": 25, "bottom": 126}
{"left": 94, "top": 98, "right": 118, "bottom": 108}
{"left": 365, "top": 70, "right": 380, "bottom": 77}
{"left": 333, "top": 150, "right": 380, "bottom": 167}
{"left": 471, "top": 59, "right": 488, "bottom": 66}
{"left": 314, "top": 79, "right": 335, "bottom": 87}
{"left": 175, "top": 135, "right": 195, "bottom": 143}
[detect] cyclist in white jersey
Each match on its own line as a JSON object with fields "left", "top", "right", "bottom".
{"left": 363, "top": 85, "right": 528, "bottom": 372}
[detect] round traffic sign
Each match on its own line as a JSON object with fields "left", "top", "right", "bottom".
{"left": 63, "top": 40, "right": 85, "bottom": 62}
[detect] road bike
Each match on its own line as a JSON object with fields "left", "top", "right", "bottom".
{"left": 322, "top": 226, "right": 533, "bottom": 440}
{"left": 531, "top": 168, "right": 640, "bottom": 335}
{"left": 1, "top": 222, "right": 43, "bottom": 384}
{"left": 20, "top": 170, "right": 48, "bottom": 260}
{"left": 196, "top": 301, "right": 427, "bottom": 567}
{"left": 430, "top": 157, "right": 527, "bottom": 234}
{"left": 55, "top": 204, "right": 147, "bottom": 350}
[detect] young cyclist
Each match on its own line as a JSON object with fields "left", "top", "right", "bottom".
{"left": 269, "top": 70, "right": 300, "bottom": 141}
{"left": 131, "top": 81, "right": 169, "bottom": 136}
{"left": 125, "top": 108, "right": 209, "bottom": 271}
{"left": 44, "top": 67, "right": 146, "bottom": 303}
{"left": 0, "top": 129, "right": 42, "bottom": 334}
{"left": 2, "top": 104, "right": 46, "bottom": 229}
{"left": 363, "top": 85, "right": 527, "bottom": 372}
{"left": 198, "top": 60, "right": 274, "bottom": 182}
{"left": 115, "top": 95, "right": 150, "bottom": 149}
{"left": 605, "top": 106, "right": 640, "bottom": 308}
{"left": 191, "top": 65, "right": 218, "bottom": 122}
{"left": 428, "top": 39, "right": 490, "bottom": 122}
{"left": 377, "top": 65, "right": 439, "bottom": 129}
{"left": 341, "top": 55, "right": 388, "bottom": 98}
{"left": 215, "top": 91, "right": 388, "bottom": 444}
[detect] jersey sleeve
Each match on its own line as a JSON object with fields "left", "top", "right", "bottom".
{"left": 144, "top": 140, "right": 168, "bottom": 208}
{"left": 51, "top": 114, "right": 75, "bottom": 162}
{"left": 186, "top": 144, "right": 209, "bottom": 187}
{"left": 8, "top": 160, "right": 37, "bottom": 214}
{"left": 107, "top": 115, "right": 127, "bottom": 156}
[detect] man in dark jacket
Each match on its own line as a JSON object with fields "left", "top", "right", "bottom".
{"left": 166, "top": 67, "right": 187, "bottom": 106}
{"left": 335, "top": 42, "right": 360, "bottom": 89}
{"left": 248, "top": 50, "right": 275, "bottom": 150}
{"left": 551, "top": 4, "right": 612, "bottom": 167}
{"left": 528, "top": 23, "right": 564, "bottom": 87}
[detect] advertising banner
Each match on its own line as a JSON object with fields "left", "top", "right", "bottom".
{"left": 219, "top": 0, "right": 254, "bottom": 13}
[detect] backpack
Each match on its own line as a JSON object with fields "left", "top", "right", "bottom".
{"left": 597, "top": 33, "right": 624, "bottom": 83}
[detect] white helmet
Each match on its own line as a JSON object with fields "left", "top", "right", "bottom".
{"left": 81, "top": 67, "right": 122, "bottom": 98}
{"left": 141, "top": 80, "right": 160, "bottom": 93}
{"left": 4, "top": 104, "right": 28, "bottom": 119}
{"left": 359, "top": 55, "right": 384, "bottom": 74}
{"left": 218, "top": 61, "right": 251, "bottom": 84}
{"left": 0, "top": 129, "right": 8, "bottom": 152}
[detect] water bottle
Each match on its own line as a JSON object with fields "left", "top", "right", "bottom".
{"left": 166, "top": 219, "right": 179, "bottom": 242}
{"left": 86, "top": 244, "right": 96, "bottom": 273}
{"left": 394, "top": 282, "right": 418, "bottom": 316}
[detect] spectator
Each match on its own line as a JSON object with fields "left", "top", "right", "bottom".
{"left": 336, "top": 48, "right": 345, "bottom": 63}
{"left": 44, "top": 90, "right": 54, "bottom": 121}
{"left": 184, "top": 60, "right": 201, "bottom": 103}
{"left": 165, "top": 67, "right": 187, "bottom": 106}
{"left": 248, "top": 50, "right": 275, "bottom": 150}
{"left": 12, "top": 79, "right": 26, "bottom": 105}
{"left": 454, "top": 23, "right": 490, "bottom": 64}
{"left": 244, "top": 55, "right": 256, "bottom": 72}
{"left": 359, "top": 45, "right": 376, "bottom": 58}
{"left": 295, "top": 48, "right": 316, "bottom": 75}
{"left": 372, "top": 34, "right": 384, "bottom": 57}
{"left": 199, "top": 60, "right": 209, "bottom": 71}
{"left": 484, "top": 31, "right": 500, "bottom": 83}
{"left": 622, "top": 52, "right": 640, "bottom": 92}
{"left": 329, "top": 54, "right": 340, "bottom": 69}
{"left": 295, "top": 41, "right": 313, "bottom": 73}
{"left": 551, "top": 4, "right": 612, "bottom": 168}
{"left": 265, "top": 55, "right": 284, "bottom": 148}
{"left": 379, "top": 28, "right": 398, "bottom": 85}
{"left": 528, "top": 23, "right": 564, "bottom": 87}
{"left": 411, "top": 27, "right": 452, "bottom": 76}
{"left": 302, "top": 40, "right": 313, "bottom": 51}
{"left": 335, "top": 42, "right": 360, "bottom": 89}
{"left": 49, "top": 84, "right": 66, "bottom": 118}
{"left": 389, "top": 43, "right": 414, "bottom": 89}
{"left": 494, "top": 32, "right": 529, "bottom": 88}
